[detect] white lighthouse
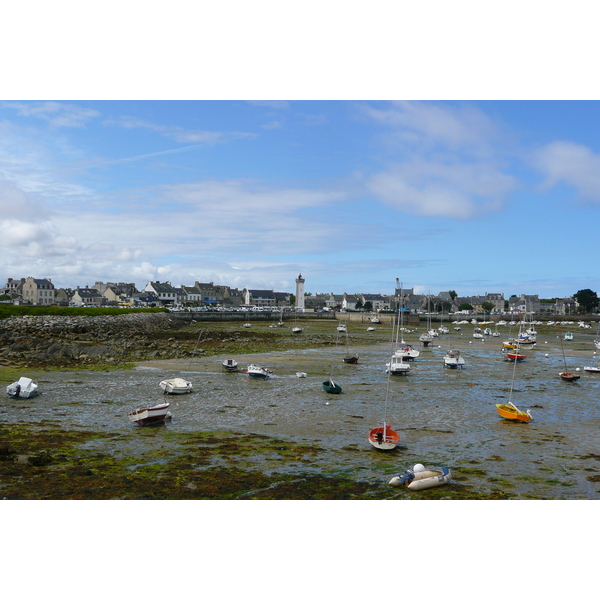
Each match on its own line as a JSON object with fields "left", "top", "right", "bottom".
{"left": 295, "top": 273, "right": 305, "bottom": 312}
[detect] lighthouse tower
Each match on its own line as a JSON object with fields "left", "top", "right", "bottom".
{"left": 295, "top": 273, "right": 305, "bottom": 312}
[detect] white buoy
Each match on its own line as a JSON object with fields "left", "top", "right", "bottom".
{"left": 414, "top": 463, "right": 425, "bottom": 472}
{"left": 325, "top": 402, "right": 329, "bottom": 405}
{"left": 545, "top": 353, "right": 549, "bottom": 357}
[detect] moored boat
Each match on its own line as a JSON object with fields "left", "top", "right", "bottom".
{"left": 222, "top": 358, "right": 238, "bottom": 372}
{"left": 560, "top": 371, "right": 580, "bottom": 382}
{"left": 246, "top": 364, "right": 272, "bottom": 379}
{"left": 495, "top": 401, "right": 532, "bottom": 422}
{"left": 159, "top": 377, "right": 193, "bottom": 394}
{"left": 128, "top": 402, "right": 171, "bottom": 426}
{"left": 368, "top": 423, "right": 400, "bottom": 451}
{"left": 386, "top": 354, "right": 410, "bottom": 375}
{"left": 6, "top": 376, "right": 38, "bottom": 399}
{"left": 389, "top": 464, "right": 451, "bottom": 490}
{"left": 443, "top": 349, "right": 465, "bottom": 369}
{"left": 322, "top": 378, "right": 342, "bottom": 394}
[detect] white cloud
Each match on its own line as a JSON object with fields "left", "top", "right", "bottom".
{"left": 368, "top": 159, "right": 512, "bottom": 219}
{"left": 2, "top": 101, "right": 99, "bottom": 128}
{"left": 361, "top": 100, "right": 502, "bottom": 155}
{"left": 531, "top": 141, "right": 600, "bottom": 200}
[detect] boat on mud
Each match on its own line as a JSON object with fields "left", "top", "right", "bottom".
{"left": 128, "top": 402, "right": 171, "bottom": 426}
{"left": 389, "top": 464, "right": 451, "bottom": 490}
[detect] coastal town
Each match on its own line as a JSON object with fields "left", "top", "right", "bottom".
{"left": 0, "top": 274, "right": 585, "bottom": 315}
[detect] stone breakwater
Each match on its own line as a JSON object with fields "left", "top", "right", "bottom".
{"left": 0, "top": 312, "right": 186, "bottom": 368}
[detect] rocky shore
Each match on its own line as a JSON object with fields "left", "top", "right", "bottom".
{"left": 0, "top": 312, "right": 369, "bottom": 370}
{"left": 0, "top": 312, "right": 188, "bottom": 368}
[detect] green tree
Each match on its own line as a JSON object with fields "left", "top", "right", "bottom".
{"left": 448, "top": 290, "right": 458, "bottom": 301}
{"left": 573, "top": 289, "right": 599, "bottom": 313}
{"left": 354, "top": 298, "right": 363, "bottom": 310}
{"left": 458, "top": 303, "right": 474, "bottom": 311}
{"left": 363, "top": 301, "right": 373, "bottom": 311}
{"left": 481, "top": 301, "right": 495, "bottom": 313}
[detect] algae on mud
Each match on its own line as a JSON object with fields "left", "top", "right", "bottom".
{"left": 0, "top": 423, "right": 504, "bottom": 500}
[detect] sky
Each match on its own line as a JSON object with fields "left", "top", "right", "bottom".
{"left": 2, "top": 98, "right": 599, "bottom": 299}
{"left": 2, "top": 3, "right": 600, "bottom": 302}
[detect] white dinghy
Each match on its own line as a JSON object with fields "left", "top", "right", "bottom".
{"left": 160, "top": 377, "right": 193, "bottom": 394}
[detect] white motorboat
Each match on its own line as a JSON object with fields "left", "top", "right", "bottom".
{"left": 394, "top": 344, "right": 420, "bottom": 360}
{"left": 6, "top": 377, "right": 38, "bottom": 399}
{"left": 222, "top": 358, "right": 238, "bottom": 372}
{"left": 337, "top": 323, "right": 347, "bottom": 333}
{"left": 386, "top": 354, "right": 410, "bottom": 376}
{"left": 419, "top": 331, "right": 434, "bottom": 345}
{"left": 159, "top": 377, "right": 193, "bottom": 394}
{"left": 246, "top": 364, "right": 272, "bottom": 379}
{"left": 389, "top": 464, "right": 451, "bottom": 490}
{"left": 564, "top": 331, "right": 573, "bottom": 341}
{"left": 296, "top": 372, "right": 307, "bottom": 378}
{"left": 367, "top": 326, "right": 376, "bottom": 332}
{"left": 443, "top": 349, "right": 465, "bottom": 369}
{"left": 473, "top": 332, "right": 484, "bottom": 339}
{"left": 371, "top": 316, "right": 381, "bottom": 324}
{"left": 583, "top": 365, "right": 600, "bottom": 373}
{"left": 129, "top": 402, "right": 171, "bottom": 426}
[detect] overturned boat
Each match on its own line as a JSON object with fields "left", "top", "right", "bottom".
{"left": 389, "top": 464, "right": 451, "bottom": 490}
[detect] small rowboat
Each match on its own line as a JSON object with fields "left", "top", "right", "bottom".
{"left": 322, "top": 378, "right": 342, "bottom": 394}
{"left": 583, "top": 366, "right": 600, "bottom": 373}
{"left": 506, "top": 350, "right": 525, "bottom": 362}
{"left": 496, "top": 401, "right": 532, "bottom": 422}
{"left": 129, "top": 402, "right": 171, "bottom": 426}
{"left": 389, "top": 464, "right": 451, "bottom": 490}
{"left": 343, "top": 354, "right": 359, "bottom": 364}
{"left": 560, "top": 371, "right": 580, "bottom": 382}
{"left": 368, "top": 423, "right": 399, "bottom": 451}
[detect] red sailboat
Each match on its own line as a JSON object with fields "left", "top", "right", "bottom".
{"left": 368, "top": 278, "right": 401, "bottom": 450}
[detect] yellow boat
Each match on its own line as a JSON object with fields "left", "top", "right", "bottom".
{"left": 496, "top": 401, "right": 532, "bottom": 422}
{"left": 503, "top": 339, "right": 517, "bottom": 349}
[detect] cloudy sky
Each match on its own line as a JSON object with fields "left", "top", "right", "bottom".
{"left": 2, "top": 4, "right": 599, "bottom": 300}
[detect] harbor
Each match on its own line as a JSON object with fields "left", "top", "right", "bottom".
{"left": 2, "top": 317, "right": 600, "bottom": 499}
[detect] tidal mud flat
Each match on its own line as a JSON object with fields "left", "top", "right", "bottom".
{"left": 2, "top": 315, "right": 600, "bottom": 499}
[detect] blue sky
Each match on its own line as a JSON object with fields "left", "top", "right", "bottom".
{"left": 1, "top": 99, "right": 599, "bottom": 298}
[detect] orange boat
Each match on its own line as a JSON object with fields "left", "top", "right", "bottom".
{"left": 496, "top": 401, "right": 532, "bottom": 422}
{"left": 368, "top": 423, "right": 400, "bottom": 450}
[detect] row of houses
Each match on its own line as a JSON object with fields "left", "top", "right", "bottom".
{"left": 0, "top": 277, "right": 579, "bottom": 315}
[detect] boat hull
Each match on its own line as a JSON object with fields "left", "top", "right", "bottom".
{"left": 343, "top": 355, "right": 359, "bottom": 364}
{"left": 368, "top": 425, "right": 399, "bottom": 450}
{"left": 560, "top": 371, "right": 580, "bottom": 381}
{"left": 6, "top": 377, "right": 38, "bottom": 399}
{"left": 247, "top": 364, "right": 272, "bottom": 379}
{"left": 222, "top": 359, "right": 238, "bottom": 372}
{"left": 322, "top": 380, "right": 342, "bottom": 394}
{"left": 129, "top": 403, "right": 171, "bottom": 426}
{"left": 495, "top": 403, "right": 532, "bottom": 422}
{"left": 160, "top": 378, "right": 193, "bottom": 394}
